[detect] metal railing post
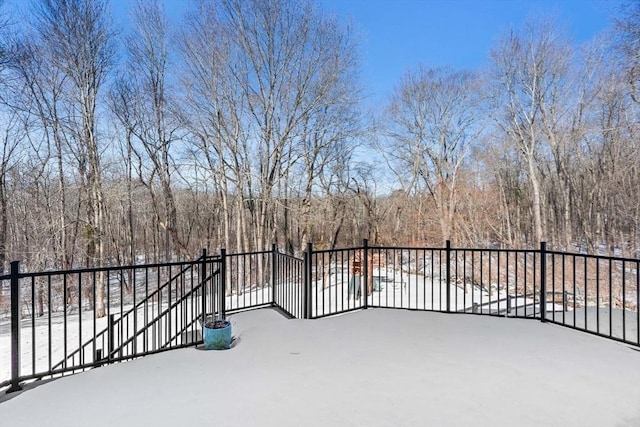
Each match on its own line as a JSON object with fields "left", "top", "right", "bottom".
{"left": 540, "top": 242, "right": 547, "bottom": 322}
{"left": 220, "top": 248, "right": 227, "bottom": 320}
{"left": 9, "top": 261, "right": 22, "bottom": 392}
{"left": 201, "top": 248, "right": 207, "bottom": 322}
{"left": 304, "top": 242, "right": 313, "bottom": 319}
{"left": 446, "top": 240, "right": 451, "bottom": 313}
{"left": 363, "top": 239, "right": 369, "bottom": 310}
{"left": 303, "top": 249, "right": 308, "bottom": 319}
{"left": 271, "top": 243, "right": 277, "bottom": 306}
{"left": 108, "top": 314, "right": 116, "bottom": 360}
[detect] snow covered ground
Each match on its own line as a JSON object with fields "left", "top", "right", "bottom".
{"left": 1, "top": 308, "right": 638, "bottom": 427}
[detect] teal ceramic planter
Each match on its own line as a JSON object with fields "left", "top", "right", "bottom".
{"left": 202, "top": 319, "right": 232, "bottom": 350}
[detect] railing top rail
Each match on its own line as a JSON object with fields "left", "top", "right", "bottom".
{"left": 368, "top": 245, "right": 445, "bottom": 252}
{"left": 449, "top": 247, "right": 540, "bottom": 254}
{"left": 308, "top": 245, "right": 640, "bottom": 263}
{"left": 0, "top": 255, "right": 223, "bottom": 281}
{"left": 310, "top": 245, "right": 542, "bottom": 255}
{"left": 310, "top": 246, "right": 365, "bottom": 255}
{"left": 545, "top": 249, "right": 640, "bottom": 263}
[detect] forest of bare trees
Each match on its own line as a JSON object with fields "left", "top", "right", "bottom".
{"left": 0, "top": 0, "right": 638, "bottom": 274}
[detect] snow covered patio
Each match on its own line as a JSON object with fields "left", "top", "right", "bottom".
{"left": 1, "top": 308, "right": 639, "bottom": 427}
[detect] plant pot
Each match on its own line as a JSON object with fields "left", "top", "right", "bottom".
{"left": 202, "top": 319, "right": 232, "bottom": 350}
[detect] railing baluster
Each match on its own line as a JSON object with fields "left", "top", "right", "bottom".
{"left": 49, "top": 276, "right": 53, "bottom": 373}
{"left": 540, "top": 242, "right": 547, "bottom": 323}
{"left": 584, "top": 257, "right": 588, "bottom": 339}
{"left": 551, "top": 252, "right": 556, "bottom": 322}
{"left": 31, "top": 277, "right": 35, "bottom": 376}
{"left": 471, "top": 251, "right": 475, "bottom": 314}
{"left": 489, "top": 251, "right": 493, "bottom": 313}
{"left": 480, "top": 251, "right": 484, "bottom": 314}
{"left": 636, "top": 260, "right": 639, "bottom": 345}
{"left": 446, "top": 240, "right": 451, "bottom": 313}
{"left": 596, "top": 258, "right": 600, "bottom": 335}
{"left": 63, "top": 273, "right": 68, "bottom": 369}
{"left": 609, "top": 258, "right": 613, "bottom": 338}
{"left": 498, "top": 251, "right": 502, "bottom": 314}
{"left": 573, "top": 255, "right": 577, "bottom": 329}
{"left": 622, "top": 260, "right": 626, "bottom": 342}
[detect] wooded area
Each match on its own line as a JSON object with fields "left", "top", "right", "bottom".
{"left": 0, "top": 0, "right": 638, "bottom": 275}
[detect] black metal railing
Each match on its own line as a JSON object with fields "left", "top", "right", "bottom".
{"left": 223, "top": 246, "right": 305, "bottom": 316}
{"left": 449, "top": 247, "right": 541, "bottom": 316}
{"left": 0, "top": 245, "right": 307, "bottom": 393}
{"left": 49, "top": 253, "right": 220, "bottom": 372}
{"left": 303, "top": 240, "right": 639, "bottom": 348}
{"left": 305, "top": 244, "right": 368, "bottom": 318}
{"left": 545, "top": 249, "right": 640, "bottom": 344}
{"left": 0, "top": 251, "right": 225, "bottom": 393}
{"left": 2, "top": 241, "right": 638, "bottom": 394}
{"left": 273, "top": 246, "right": 305, "bottom": 319}
{"left": 305, "top": 243, "right": 541, "bottom": 317}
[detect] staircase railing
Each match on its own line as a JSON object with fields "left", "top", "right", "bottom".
{"left": 50, "top": 255, "right": 222, "bottom": 372}
{"left": 1, "top": 252, "right": 224, "bottom": 392}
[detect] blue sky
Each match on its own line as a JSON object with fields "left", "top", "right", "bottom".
{"left": 317, "top": 0, "right": 618, "bottom": 102}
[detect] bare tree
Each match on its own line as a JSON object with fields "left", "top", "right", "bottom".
{"left": 222, "top": 0, "right": 361, "bottom": 253}
{"left": 385, "top": 66, "right": 482, "bottom": 243}
{"left": 7, "top": 31, "right": 80, "bottom": 269}
{"left": 0, "top": 111, "right": 22, "bottom": 271}
{"left": 179, "top": 0, "right": 363, "bottom": 258}
{"left": 489, "top": 19, "right": 571, "bottom": 244}
{"left": 615, "top": 1, "right": 640, "bottom": 104}
{"left": 32, "top": 0, "right": 115, "bottom": 316}
{"left": 295, "top": 55, "right": 362, "bottom": 253}
{"left": 178, "top": 0, "right": 250, "bottom": 256}
{"left": 110, "top": 0, "right": 187, "bottom": 261}
{"left": 0, "top": 0, "right": 8, "bottom": 73}
{"left": 582, "top": 39, "right": 639, "bottom": 253}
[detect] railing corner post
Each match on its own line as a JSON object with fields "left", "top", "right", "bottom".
{"left": 540, "top": 241, "right": 547, "bottom": 323}
{"left": 9, "top": 260, "right": 22, "bottom": 393}
{"left": 446, "top": 240, "right": 451, "bottom": 313}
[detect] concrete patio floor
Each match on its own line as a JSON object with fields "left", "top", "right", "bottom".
{"left": 1, "top": 308, "right": 639, "bottom": 427}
